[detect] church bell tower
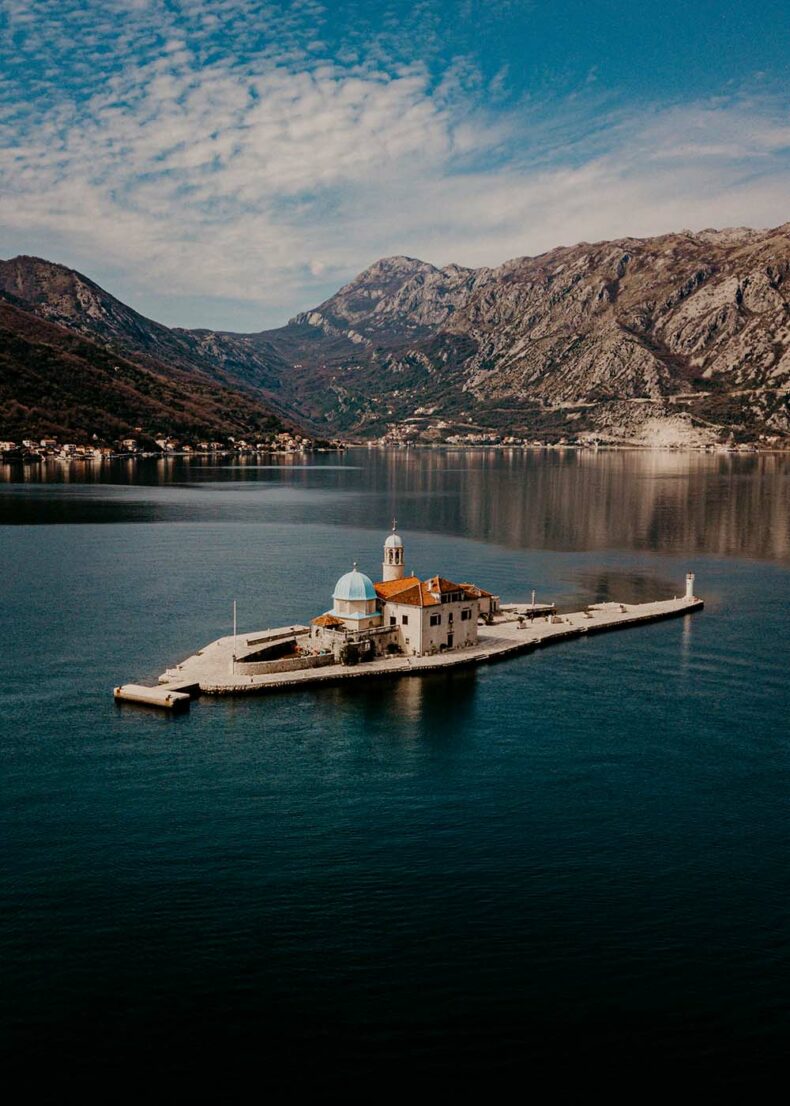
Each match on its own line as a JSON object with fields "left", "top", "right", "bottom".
{"left": 382, "top": 521, "right": 405, "bottom": 582}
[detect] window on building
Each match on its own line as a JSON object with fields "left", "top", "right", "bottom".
{"left": 430, "top": 613, "right": 441, "bottom": 626}
{"left": 390, "top": 616, "right": 396, "bottom": 626}
{"left": 401, "top": 614, "right": 409, "bottom": 625}
{"left": 461, "top": 609, "right": 471, "bottom": 621}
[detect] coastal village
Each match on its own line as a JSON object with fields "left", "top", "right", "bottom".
{"left": 371, "top": 421, "right": 769, "bottom": 452}
{"left": 1, "top": 428, "right": 769, "bottom": 463}
{"left": 0, "top": 430, "right": 343, "bottom": 463}
{"left": 115, "top": 523, "right": 703, "bottom": 710}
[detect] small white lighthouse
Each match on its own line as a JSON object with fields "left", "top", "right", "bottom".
{"left": 382, "top": 521, "right": 405, "bottom": 582}
{"left": 685, "top": 572, "right": 696, "bottom": 600}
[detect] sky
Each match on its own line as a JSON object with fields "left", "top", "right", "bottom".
{"left": 1, "top": 0, "right": 788, "bottom": 330}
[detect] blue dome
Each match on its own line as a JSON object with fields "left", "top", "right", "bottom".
{"left": 333, "top": 565, "right": 377, "bottom": 602}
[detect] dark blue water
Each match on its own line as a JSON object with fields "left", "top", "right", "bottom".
{"left": 1, "top": 450, "right": 788, "bottom": 1095}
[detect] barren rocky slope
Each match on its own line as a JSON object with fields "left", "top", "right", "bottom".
{"left": 256, "top": 225, "right": 790, "bottom": 444}
{"left": 2, "top": 224, "right": 788, "bottom": 445}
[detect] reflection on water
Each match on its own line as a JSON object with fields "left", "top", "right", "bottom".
{"left": 568, "top": 569, "right": 684, "bottom": 605}
{"left": 1, "top": 449, "right": 788, "bottom": 562}
{"left": 305, "top": 666, "right": 478, "bottom": 733}
{"left": 680, "top": 613, "right": 694, "bottom": 672}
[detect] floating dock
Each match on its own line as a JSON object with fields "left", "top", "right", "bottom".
{"left": 113, "top": 592, "right": 703, "bottom": 708}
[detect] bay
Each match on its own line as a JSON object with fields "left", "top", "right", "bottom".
{"left": 1, "top": 449, "right": 788, "bottom": 1095}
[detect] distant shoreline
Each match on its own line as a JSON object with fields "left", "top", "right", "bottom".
{"left": 4, "top": 441, "right": 789, "bottom": 464}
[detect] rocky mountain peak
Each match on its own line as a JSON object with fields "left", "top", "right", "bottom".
{"left": 0, "top": 254, "right": 154, "bottom": 339}
{"left": 290, "top": 254, "right": 478, "bottom": 342}
{"left": 0, "top": 255, "right": 100, "bottom": 314}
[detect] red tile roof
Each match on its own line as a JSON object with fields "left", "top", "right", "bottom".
{"left": 417, "top": 583, "right": 442, "bottom": 607}
{"left": 311, "top": 613, "right": 344, "bottom": 628}
{"left": 385, "top": 581, "right": 440, "bottom": 607}
{"left": 374, "top": 575, "right": 421, "bottom": 599}
{"left": 459, "top": 582, "right": 494, "bottom": 598}
{"left": 375, "top": 574, "right": 482, "bottom": 606}
{"left": 425, "top": 575, "right": 465, "bottom": 594}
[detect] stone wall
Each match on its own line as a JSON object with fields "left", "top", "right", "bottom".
{"left": 234, "top": 653, "right": 336, "bottom": 676}
{"left": 240, "top": 637, "right": 301, "bottom": 663}
{"left": 244, "top": 628, "right": 308, "bottom": 647}
{"left": 311, "top": 624, "right": 400, "bottom": 659}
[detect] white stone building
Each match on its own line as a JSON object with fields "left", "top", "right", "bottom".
{"left": 309, "top": 524, "right": 499, "bottom": 659}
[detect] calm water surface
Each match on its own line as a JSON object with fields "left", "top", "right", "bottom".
{"left": 1, "top": 450, "right": 788, "bottom": 1095}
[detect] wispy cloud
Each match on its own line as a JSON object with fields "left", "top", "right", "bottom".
{"left": 1, "top": 0, "right": 788, "bottom": 329}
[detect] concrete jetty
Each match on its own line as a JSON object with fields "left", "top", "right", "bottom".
{"left": 114, "top": 683, "right": 192, "bottom": 711}
{"left": 113, "top": 592, "right": 703, "bottom": 707}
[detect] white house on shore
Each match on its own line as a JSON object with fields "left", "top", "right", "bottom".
{"left": 309, "top": 524, "right": 499, "bottom": 660}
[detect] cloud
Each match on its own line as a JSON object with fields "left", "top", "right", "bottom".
{"left": 0, "top": 0, "right": 788, "bottom": 329}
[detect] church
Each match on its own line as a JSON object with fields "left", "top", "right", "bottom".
{"left": 309, "top": 524, "right": 499, "bottom": 660}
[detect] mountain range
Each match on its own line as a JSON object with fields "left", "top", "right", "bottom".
{"left": 2, "top": 222, "right": 789, "bottom": 446}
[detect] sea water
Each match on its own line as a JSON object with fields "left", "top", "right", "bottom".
{"left": 1, "top": 449, "right": 788, "bottom": 1093}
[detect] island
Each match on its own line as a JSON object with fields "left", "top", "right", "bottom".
{"left": 114, "top": 525, "right": 703, "bottom": 710}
